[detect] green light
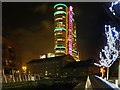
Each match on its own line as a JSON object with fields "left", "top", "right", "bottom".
{"left": 72, "top": 50, "right": 77, "bottom": 53}
{"left": 54, "top": 28, "right": 66, "bottom": 32}
{"left": 72, "top": 18, "right": 74, "bottom": 21}
{"left": 54, "top": 46, "right": 66, "bottom": 49}
{"left": 72, "top": 34, "right": 76, "bottom": 38}
{"left": 54, "top": 3, "right": 67, "bottom": 8}
{"left": 54, "top": 11, "right": 66, "bottom": 16}
{"left": 72, "top": 11, "right": 75, "bottom": 15}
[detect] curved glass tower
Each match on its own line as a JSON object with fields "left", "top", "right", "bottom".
{"left": 54, "top": 3, "right": 79, "bottom": 61}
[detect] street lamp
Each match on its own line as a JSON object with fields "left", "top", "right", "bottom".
{"left": 100, "top": 67, "right": 106, "bottom": 78}
{"left": 22, "top": 66, "right": 27, "bottom": 72}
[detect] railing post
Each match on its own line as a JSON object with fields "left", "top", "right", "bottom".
{"left": 12, "top": 74, "right": 15, "bottom": 82}
{"left": 118, "top": 60, "right": 120, "bottom": 85}
{"left": 4, "top": 75, "right": 7, "bottom": 83}
{"left": 106, "top": 67, "right": 109, "bottom": 80}
{"left": 19, "top": 74, "right": 22, "bottom": 81}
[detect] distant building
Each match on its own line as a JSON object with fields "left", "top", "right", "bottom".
{"left": 2, "top": 37, "right": 18, "bottom": 75}
{"left": 54, "top": 3, "right": 79, "bottom": 61}
{"left": 27, "top": 55, "right": 100, "bottom": 79}
{"left": 27, "top": 55, "right": 75, "bottom": 78}
{"left": 63, "top": 59, "right": 100, "bottom": 77}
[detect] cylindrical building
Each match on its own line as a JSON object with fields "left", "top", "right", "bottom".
{"left": 54, "top": 3, "right": 68, "bottom": 56}
{"left": 54, "top": 3, "right": 79, "bottom": 61}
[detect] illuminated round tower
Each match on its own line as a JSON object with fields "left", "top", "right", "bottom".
{"left": 54, "top": 3, "right": 79, "bottom": 61}
{"left": 54, "top": 3, "right": 68, "bottom": 56}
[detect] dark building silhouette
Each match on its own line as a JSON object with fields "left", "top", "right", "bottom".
{"left": 27, "top": 55, "right": 100, "bottom": 79}
{"left": 27, "top": 55, "right": 75, "bottom": 78}
{"left": 2, "top": 37, "right": 19, "bottom": 75}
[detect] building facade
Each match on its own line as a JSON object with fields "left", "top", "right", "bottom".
{"left": 2, "top": 37, "right": 18, "bottom": 76}
{"left": 27, "top": 56, "right": 100, "bottom": 80}
{"left": 54, "top": 3, "right": 79, "bottom": 61}
{"left": 27, "top": 55, "right": 75, "bottom": 78}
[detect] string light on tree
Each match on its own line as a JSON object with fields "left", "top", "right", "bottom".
{"left": 109, "top": 0, "right": 120, "bottom": 15}
{"left": 99, "top": 25, "right": 119, "bottom": 67}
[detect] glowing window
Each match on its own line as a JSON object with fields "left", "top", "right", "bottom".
{"left": 57, "top": 7, "right": 63, "bottom": 10}
{"left": 55, "top": 18, "right": 63, "bottom": 21}
{"left": 63, "top": 24, "right": 65, "bottom": 27}
{"left": 55, "top": 50, "right": 60, "bottom": 53}
{"left": 62, "top": 16, "right": 65, "bottom": 18}
{"left": 54, "top": 11, "right": 66, "bottom": 16}
{"left": 57, "top": 39, "right": 63, "bottom": 41}
{"left": 56, "top": 32, "right": 62, "bottom": 35}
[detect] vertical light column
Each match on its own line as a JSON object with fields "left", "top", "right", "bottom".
{"left": 68, "top": 6, "right": 73, "bottom": 55}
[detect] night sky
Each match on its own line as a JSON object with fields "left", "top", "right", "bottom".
{"left": 2, "top": 2, "right": 110, "bottom": 65}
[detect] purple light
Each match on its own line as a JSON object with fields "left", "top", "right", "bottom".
{"left": 68, "top": 6, "right": 73, "bottom": 55}
{"left": 70, "top": 6, "right": 73, "bottom": 11}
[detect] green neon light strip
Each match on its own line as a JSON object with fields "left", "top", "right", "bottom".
{"left": 54, "top": 46, "right": 66, "bottom": 49}
{"left": 54, "top": 3, "right": 67, "bottom": 8}
{"left": 54, "top": 11, "right": 66, "bottom": 16}
{"left": 54, "top": 28, "right": 66, "bottom": 32}
{"left": 72, "top": 11, "right": 75, "bottom": 15}
{"left": 72, "top": 18, "right": 74, "bottom": 21}
{"left": 72, "top": 34, "right": 76, "bottom": 38}
{"left": 72, "top": 50, "right": 77, "bottom": 53}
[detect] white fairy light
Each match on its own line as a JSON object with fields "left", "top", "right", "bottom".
{"left": 99, "top": 25, "right": 119, "bottom": 67}
{"left": 109, "top": 0, "right": 120, "bottom": 15}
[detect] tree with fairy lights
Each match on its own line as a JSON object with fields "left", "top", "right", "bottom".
{"left": 99, "top": 0, "right": 120, "bottom": 68}
{"left": 99, "top": 25, "right": 119, "bottom": 67}
{"left": 97, "top": 0, "right": 120, "bottom": 80}
{"left": 99, "top": 25, "right": 119, "bottom": 79}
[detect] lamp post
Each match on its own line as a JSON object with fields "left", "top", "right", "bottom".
{"left": 22, "top": 66, "right": 27, "bottom": 72}
{"left": 100, "top": 67, "right": 106, "bottom": 78}
{"left": 22, "top": 66, "right": 27, "bottom": 81}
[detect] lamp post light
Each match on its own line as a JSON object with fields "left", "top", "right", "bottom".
{"left": 22, "top": 66, "right": 27, "bottom": 72}
{"left": 22, "top": 66, "right": 27, "bottom": 81}
{"left": 100, "top": 67, "right": 106, "bottom": 78}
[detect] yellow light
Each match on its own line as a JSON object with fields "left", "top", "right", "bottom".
{"left": 54, "top": 11, "right": 66, "bottom": 16}
{"left": 100, "top": 67, "right": 105, "bottom": 77}
{"left": 57, "top": 7, "right": 63, "bottom": 10}
{"left": 22, "top": 66, "right": 27, "bottom": 71}
{"left": 55, "top": 17, "right": 63, "bottom": 21}
{"left": 17, "top": 70, "right": 19, "bottom": 73}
